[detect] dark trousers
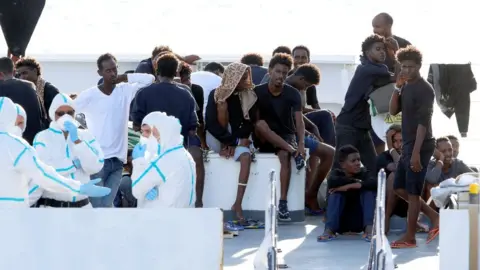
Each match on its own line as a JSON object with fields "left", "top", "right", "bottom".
{"left": 305, "top": 110, "right": 336, "bottom": 147}
{"left": 325, "top": 191, "right": 375, "bottom": 232}
{"left": 334, "top": 124, "right": 377, "bottom": 178}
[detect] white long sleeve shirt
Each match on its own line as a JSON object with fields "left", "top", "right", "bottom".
{"left": 74, "top": 73, "right": 155, "bottom": 162}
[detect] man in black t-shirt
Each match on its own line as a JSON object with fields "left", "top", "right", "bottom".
{"left": 389, "top": 46, "right": 439, "bottom": 248}
{"left": 253, "top": 53, "right": 334, "bottom": 221}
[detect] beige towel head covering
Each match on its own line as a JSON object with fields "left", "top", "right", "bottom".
{"left": 214, "top": 62, "right": 257, "bottom": 120}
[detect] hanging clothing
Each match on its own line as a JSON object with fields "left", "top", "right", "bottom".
{"left": 428, "top": 63, "right": 477, "bottom": 136}
{"left": 131, "top": 112, "right": 196, "bottom": 208}
{"left": 28, "top": 93, "right": 104, "bottom": 208}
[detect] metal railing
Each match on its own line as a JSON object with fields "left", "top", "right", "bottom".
{"left": 367, "top": 169, "right": 396, "bottom": 270}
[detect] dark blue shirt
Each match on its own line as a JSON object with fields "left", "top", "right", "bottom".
{"left": 130, "top": 82, "right": 198, "bottom": 141}
{"left": 336, "top": 59, "right": 392, "bottom": 129}
{"left": 250, "top": 65, "right": 268, "bottom": 85}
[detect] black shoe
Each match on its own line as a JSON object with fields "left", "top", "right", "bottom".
{"left": 293, "top": 152, "right": 305, "bottom": 170}
{"left": 278, "top": 200, "right": 291, "bottom": 221}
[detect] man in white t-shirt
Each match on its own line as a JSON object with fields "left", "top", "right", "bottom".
{"left": 190, "top": 62, "right": 224, "bottom": 116}
{"left": 74, "top": 53, "right": 155, "bottom": 207}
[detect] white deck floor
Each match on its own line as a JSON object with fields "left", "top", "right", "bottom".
{"left": 223, "top": 216, "right": 439, "bottom": 270}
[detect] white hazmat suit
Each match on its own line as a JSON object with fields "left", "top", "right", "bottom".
{"left": 132, "top": 112, "right": 196, "bottom": 208}
{"left": 0, "top": 96, "right": 109, "bottom": 208}
{"left": 29, "top": 93, "right": 104, "bottom": 207}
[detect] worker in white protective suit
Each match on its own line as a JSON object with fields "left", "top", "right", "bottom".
{"left": 9, "top": 103, "right": 27, "bottom": 137}
{"left": 131, "top": 111, "right": 196, "bottom": 208}
{"left": 28, "top": 93, "right": 106, "bottom": 208}
{"left": 0, "top": 96, "right": 110, "bottom": 208}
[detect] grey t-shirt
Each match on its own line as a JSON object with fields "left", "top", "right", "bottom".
{"left": 425, "top": 158, "right": 473, "bottom": 184}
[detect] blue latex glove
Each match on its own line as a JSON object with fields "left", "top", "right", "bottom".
{"left": 132, "top": 143, "right": 147, "bottom": 160}
{"left": 145, "top": 187, "right": 158, "bottom": 201}
{"left": 73, "top": 158, "right": 82, "bottom": 170}
{"left": 79, "top": 178, "right": 111, "bottom": 197}
{"left": 64, "top": 121, "right": 79, "bottom": 142}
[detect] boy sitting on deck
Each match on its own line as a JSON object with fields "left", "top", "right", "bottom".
{"left": 318, "top": 145, "right": 376, "bottom": 242}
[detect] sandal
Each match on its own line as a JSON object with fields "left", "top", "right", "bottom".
{"left": 390, "top": 241, "right": 417, "bottom": 249}
{"left": 426, "top": 227, "right": 439, "bottom": 244}
{"left": 231, "top": 219, "right": 264, "bottom": 229}
{"left": 317, "top": 231, "right": 337, "bottom": 242}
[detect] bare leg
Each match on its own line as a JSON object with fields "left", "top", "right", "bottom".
{"left": 278, "top": 150, "right": 291, "bottom": 200}
{"left": 189, "top": 146, "right": 205, "bottom": 208}
{"left": 385, "top": 173, "right": 398, "bottom": 234}
{"left": 306, "top": 142, "right": 334, "bottom": 209}
{"left": 231, "top": 153, "right": 252, "bottom": 220}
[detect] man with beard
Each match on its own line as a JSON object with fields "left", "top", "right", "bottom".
{"left": 0, "top": 57, "right": 44, "bottom": 144}
{"left": 75, "top": 53, "right": 155, "bottom": 208}
{"left": 15, "top": 57, "right": 60, "bottom": 126}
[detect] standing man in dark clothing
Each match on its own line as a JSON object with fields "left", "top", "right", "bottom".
{"left": 0, "top": 57, "right": 43, "bottom": 144}
{"left": 15, "top": 57, "right": 60, "bottom": 126}
{"left": 240, "top": 53, "right": 268, "bottom": 85}
{"left": 370, "top": 12, "right": 412, "bottom": 153}
{"left": 335, "top": 34, "right": 393, "bottom": 179}
{"left": 389, "top": 46, "right": 439, "bottom": 248}
{"left": 130, "top": 53, "right": 206, "bottom": 207}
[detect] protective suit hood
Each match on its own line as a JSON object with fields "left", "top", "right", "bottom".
{"left": 0, "top": 97, "right": 18, "bottom": 132}
{"left": 142, "top": 112, "right": 184, "bottom": 154}
{"left": 15, "top": 103, "right": 27, "bottom": 132}
{"left": 48, "top": 93, "right": 76, "bottom": 130}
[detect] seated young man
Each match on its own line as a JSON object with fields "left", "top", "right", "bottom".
{"left": 284, "top": 64, "right": 335, "bottom": 213}
{"left": 425, "top": 137, "right": 473, "bottom": 194}
{"left": 252, "top": 53, "right": 334, "bottom": 221}
{"left": 447, "top": 134, "right": 478, "bottom": 172}
{"left": 318, "top": 145, "right": 376, "bottom": 242}
{"left": 205, "top": 62, "right": 257, "bottom": 222}
{"left": 335, "top": 34, "right": 396, "bottom": 180}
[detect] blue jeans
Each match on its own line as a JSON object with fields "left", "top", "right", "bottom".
{"left": 325, "top": 190, "right": 375, "bottom": 232}
{"left": 113, "top": 175, "right": 137, "bottom": 207}
{"left": 305, "top": 110, "right": 336, "bottom": 147}
{"left": 89, "top": 157, "right": 124, "bottom": 208}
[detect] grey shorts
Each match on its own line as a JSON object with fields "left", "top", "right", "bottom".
{"left": 206, "top": 131, "right": 251, "bottom": 161}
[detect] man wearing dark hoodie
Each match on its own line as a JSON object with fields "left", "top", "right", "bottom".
{"left": 334, "top": 34, "right": 395, "bottom": 180}
{"left": 318, "top": 145, "right": 376, "bottom": 242}
{"left": 135, "top": 45, "right": 200, "bottom": 75}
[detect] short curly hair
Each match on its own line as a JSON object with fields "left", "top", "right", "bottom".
{"left": 179, "top": 62, "right": 192, "bottom": 78}
{"left": 152, "top": 45, "right": 172, "bottom": 58}
{"left": 268, "top": 53, "right": 293, "bottom": 70}
{"left": 240, "top": 53, "right": 263, "bottom": 66}
{"left": 292, "top": 45, "right": 310, "bottom": 58}
{"left": 15, "top": 57, "right": 42, "bottom": 76}
{"left": 156, "top": 53, "right": 179, "bottom": 78}
{"left": 272, "top": 46, "right": 291, "bottom": 56}
{"left": 294, "top": 64, "right": 320, "bottom": 85}
{"left": 396, "top": 45, "right": 423, "bottom": 65}
{"left": 361, "top": 34, "right": 386, "bottom": 57}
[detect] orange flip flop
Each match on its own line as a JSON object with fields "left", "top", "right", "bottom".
{"left": 426, "top": 227, "right": 440, "bottom": 244}
{"left": 390, "top": 241, "right": 417, "bottom": 249}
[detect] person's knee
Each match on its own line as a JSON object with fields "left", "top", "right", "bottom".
{"left": 238, "top": 152, "right": 252, "bottom": 164}
{"left": 254, "top": 120, "right": 269, "bottom": 133}
{"left": 315, "top": 142, "right": 335, "bottom": 161}
{"left": 277, "top": 150, "right": 290, "bottom": 165}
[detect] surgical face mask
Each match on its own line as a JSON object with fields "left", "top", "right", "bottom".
{"left": 56, "top": 114, "right": 76, "bottom": 131}
{"left": 8, "top": 126, "right": 23, "bottom": 137}
{"left": 140, "top": 135, "right": 160, "bottom": 155}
